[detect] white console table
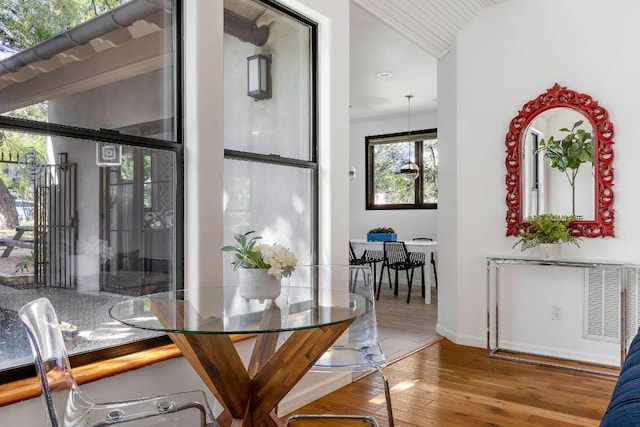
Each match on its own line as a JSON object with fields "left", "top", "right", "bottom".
{"left": 351, "top": 239, "right": 437, "bottom": 304}
{"left": 486, "top": 256, "right": 627, "bottom": 374}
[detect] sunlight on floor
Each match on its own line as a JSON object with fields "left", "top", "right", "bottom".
{"left": 369, "top": 380, "right": 419, "bottom": 404}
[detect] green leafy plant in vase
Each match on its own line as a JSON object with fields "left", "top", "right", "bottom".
{"left": 221, "top": 231, "right": 297, "bottom": 300}
{"left": 220, "top": 231, "right": 296, "bottom": 279}
{"left": 512, "top": 214, "right": 580, "bottom": 259}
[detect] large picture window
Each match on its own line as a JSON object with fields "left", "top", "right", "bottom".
{"left": 0, "top": 0, "right": 180, "bottom": 381}
{"left": 366, "top": 129, "right": 438, "bottom": 210}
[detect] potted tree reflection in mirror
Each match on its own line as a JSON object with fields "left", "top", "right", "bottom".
{"left": 537, "top": 120, "right": 593, "bottom": 216}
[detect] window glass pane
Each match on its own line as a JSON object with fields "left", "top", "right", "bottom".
{"left": 373, "top": 142, "right": 416, "bottom": 205}
{"left": 423, "top": 139, "right": 438, "bottom": 204}
{"left": 223, "top": 0, "right": 312, "bottom": 160}
{"left": 0, "top": 0, "right": 177, "bottom": 141}
{"left": 223, "top": 159, "right": 313, "bottom": 281}
{"left": 366, "top": 130, "right": 438, "bottom": 209}
{"left": 0, "top": 132, "right": 175, "bottom": 374}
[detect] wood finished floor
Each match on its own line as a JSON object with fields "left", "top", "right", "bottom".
{"left": 283, "top": 338, "right": 617, "bottom": 426}
{"left": 374, "top": 283, "right": 438, "bottom": 362}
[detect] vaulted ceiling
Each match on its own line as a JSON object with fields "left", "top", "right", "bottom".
{"left": 350, "top": 0, "right": 506, "bottom": 120}
{"left": 353, "top": 0, "right": 506, "bottom": 58}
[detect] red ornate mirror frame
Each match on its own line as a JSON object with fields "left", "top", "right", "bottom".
{"left": 505, "top": 83, "right": 614, "bottom": 237}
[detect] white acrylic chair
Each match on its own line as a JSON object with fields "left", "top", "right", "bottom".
{"left": 19, "top": 297, "right": 218, "bottom": 427}
{"left": 284, "top": 265, "right": 394, "bottom": 427}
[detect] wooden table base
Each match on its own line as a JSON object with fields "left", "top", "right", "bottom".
{"left": 152, "top": 300, "right": 354, "bottom": 426}
{"left": 169, "top": 323, "right": 351, "bottom": 426}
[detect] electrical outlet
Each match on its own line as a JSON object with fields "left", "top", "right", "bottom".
{"left": 551, "top": 305, "right": 562, "bottom": 321}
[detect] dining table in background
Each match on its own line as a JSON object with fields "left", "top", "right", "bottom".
{"left": 109, "top": 282, "right": 370, "bottom": 427}
{"left": 350, "top": 238, "right": 438, "bottom": 304}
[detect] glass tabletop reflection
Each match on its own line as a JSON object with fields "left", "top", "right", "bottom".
{"left": 109, "top": 286, "right": 370, "bottom": 335}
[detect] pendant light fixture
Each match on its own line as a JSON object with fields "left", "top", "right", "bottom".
{"left": 400, "top": 95, "right": 420, "bottom": 181}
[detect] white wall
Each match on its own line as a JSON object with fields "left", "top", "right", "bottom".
{"left": 349, "top": 111, "right": 438, "bottom": 241}
{"left": 436, "top": 41, "right": 459, "bottom": 341}
{"left": 438, "top": 0, "right": 640, "bottom": 363}
{"left": 184, "top": 0, "right": 225, "bottom": 290}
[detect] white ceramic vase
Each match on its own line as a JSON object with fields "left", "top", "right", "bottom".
{"left": 538, "top": 243, "right": 561, "bottom": 260}
{"left": 239, "top": 268, "right": 281, "bottom": 300}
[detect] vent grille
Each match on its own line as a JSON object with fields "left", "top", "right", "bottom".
{"left": 626, "top": 267, "right": 640, "bottom": 348}
{"left": 585, "top": 267, "right": 621, "bottom": 342}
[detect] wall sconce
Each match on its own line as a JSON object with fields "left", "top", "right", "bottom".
{"left": 349, "top": 166, "right": 356, "bottom": 181}
{"left": 247, "top": 53, "right": 272, "bottom": 100}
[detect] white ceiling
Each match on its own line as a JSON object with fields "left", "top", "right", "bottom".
{"left": 350, "top": 0, "right": 506, "bottom": 121}
{"left": 0, "top": 0, "right": 504, "bottom": 121}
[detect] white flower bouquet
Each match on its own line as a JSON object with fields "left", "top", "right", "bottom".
{"left": 221, "top": 231, "right": 297, "bottom": 280}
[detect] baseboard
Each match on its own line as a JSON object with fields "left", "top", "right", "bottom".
{"left": 498, "top": 340, "right": 620, "bottom": 367}
{"left": 279, "top": 371, "right": 352, "bottom": 416}
{"left": 434, "top": 324, "right": 620, "bottom": 367}
{"left": 435, "top": 323, "right": 486, "bottom": 348}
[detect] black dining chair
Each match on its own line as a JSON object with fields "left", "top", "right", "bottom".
{"left": 413, "top": 237, "right": 438, "bottom": 289}
{"left": 378, "top": 241, "right": 426, "bottom": 303}
{"left": 349, "top": 241, "right": 384, "bottom": 290}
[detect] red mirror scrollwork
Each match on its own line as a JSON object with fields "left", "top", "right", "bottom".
{"left": 505, "top": 83, "right": 615, "bottom": 237}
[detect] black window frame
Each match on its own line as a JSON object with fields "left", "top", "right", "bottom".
{"left": 223, "top": 0, "right": 319, "bottom": 265}
{"left": 0, "top": 0, "right": 183, "bottom": 383}
{"left": 0, "top": 117, "right": 183, "bottom": 384}
{"left": 365, "top": 128, "right": 438, "bottom": 210}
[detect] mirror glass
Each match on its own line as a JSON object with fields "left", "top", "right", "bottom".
{"left": 521, "top": 107, "right": 594, "bottom": 219}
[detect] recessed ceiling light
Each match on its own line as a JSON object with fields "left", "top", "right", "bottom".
{"left": 376, "top": 71, "right": 392, "bottom": 78}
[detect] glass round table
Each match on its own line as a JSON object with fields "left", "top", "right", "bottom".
{"left": 110, "top": 285, "right": 370, "bottom": 426}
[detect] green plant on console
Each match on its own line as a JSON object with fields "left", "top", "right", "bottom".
{"left": 368, "top": 227, "right": 395, "bottom": 234}
{"left": 512, "top": 214, "right": 581, "bottom": 251}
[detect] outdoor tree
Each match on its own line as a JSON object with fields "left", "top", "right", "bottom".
{"left": 1, "top": 0, "right": 121, "bottom": 49}
{"left": 374, "top": 143, "right": 416, "bottom": 204}
{"left": 0, "top": 107, "right": 47, "bottom": 228}
{"left": 374, "top": 141, "right": 438, "bottom": 205}
{"left": 422, "top": 141, "right": 438, "bottom": 203}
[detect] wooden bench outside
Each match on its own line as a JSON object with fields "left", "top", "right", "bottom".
{"left": 0, "top": 238, "right": 34, "bottom": 250}
{"left": 1, "top": 225, "right": 34, "bottom": 257}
